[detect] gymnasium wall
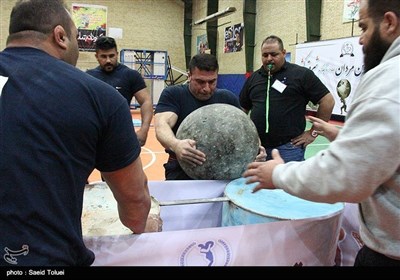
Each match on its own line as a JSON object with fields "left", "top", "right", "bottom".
{"left": 1, "top": 0, "right": 361, "bottom": 79}
{"left": 0, "top": 0, "right": 186, "bottom": 73}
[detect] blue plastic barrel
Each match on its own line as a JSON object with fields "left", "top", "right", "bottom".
{"left": 222, "top": 178, "right": 344, "bottom": 226}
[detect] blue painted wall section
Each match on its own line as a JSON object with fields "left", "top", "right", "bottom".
{"left": 217, "top": 74, "right": 246, "bottom": 98}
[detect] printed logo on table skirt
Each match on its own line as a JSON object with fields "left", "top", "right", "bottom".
{"left": 179, "top": 239, "right": 231, "bottom": 266}
{"left": 3, "top": 245, "right": 29, "bottom": 265}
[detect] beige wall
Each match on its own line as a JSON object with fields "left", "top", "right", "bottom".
{"left": 0, "top": 1, "right": 14, "bottom": 46}
{"left": 190, "top": 0, "right": 361, "bottom": 74}
{"left": 0, "top": 0, "right": 362, "bottom": 74}
{"left": 0, "top": 0, "right": 186, "bottom": 72}
{"left": 216, "top": 0, "right": 246, "bottom": 74}
{"left": 321, "top": 0, "right": 361, "bottom": 40}
{"left": 191, "top": 0, "right": 208, "bottom": 56}
{"left": 253, "top": 0, "right": 307, "bottom": 70}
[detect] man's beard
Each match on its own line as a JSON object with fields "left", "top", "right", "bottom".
{"left": 363, "top": 26, "right": 391, "bottom": 73}
{"left": 102, "top": 63, "right": 116, "bottom": 72}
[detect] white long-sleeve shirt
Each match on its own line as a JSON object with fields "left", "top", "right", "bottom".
{"left": 273, "top": 37, "right": 400, "bottom": 259}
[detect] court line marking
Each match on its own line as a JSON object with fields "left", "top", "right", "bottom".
{"left": 141, "top": 147, "right": 157, "bottom": 170}
{"left": 309, "top": 143, "right": 330, "bottom": 147}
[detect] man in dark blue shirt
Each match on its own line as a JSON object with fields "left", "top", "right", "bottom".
{"left": 155, "top": 54, "right": 266, "bottom": 180}
{"left": 0, "top": 0, "right": 151, "bottom": 266}
{"left": 87, "top": 37, "right": 153, "bottom": 146}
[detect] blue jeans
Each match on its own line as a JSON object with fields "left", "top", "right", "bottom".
{"left": 265, "top": 142, "right": 305, "bottom": 162}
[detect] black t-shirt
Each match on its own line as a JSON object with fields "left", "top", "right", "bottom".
{"left": 0, "top": 48, "right": 140, "bottom": 265}
{"left": 155, "top": 84, "right": 241, "bottom": 135}
{"left": 154, "top": 84, "right": 240, "bottom": 179}
{"left": 240, "top": 62, "right": 329, "bottom": 147}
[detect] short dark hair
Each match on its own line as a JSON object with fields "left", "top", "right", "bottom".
{"left": 367, "top": 0, "right": 400, "bottom": 23}
{"left": 188, "top": 53, "right": 219, "bottom": 72}
{"left": 261, "top": 35, "right": 284, "bottom": 50}
{"left": 95, "top": 36, "right": 117, "bottom": 52}
{"left": 9, "top": 0, "right": 72, "bottom": 38}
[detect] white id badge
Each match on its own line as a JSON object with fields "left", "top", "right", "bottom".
{"left": 272, "top": 79, "right": 287, "bottom": 93}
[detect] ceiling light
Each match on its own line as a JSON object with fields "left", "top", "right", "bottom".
{"left": 193, "top": 7, "right": 236, "bottom": 25}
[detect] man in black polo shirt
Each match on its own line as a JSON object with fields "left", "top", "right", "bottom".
{"left": 240, "top": 35, "right": 334, "bottom": 162}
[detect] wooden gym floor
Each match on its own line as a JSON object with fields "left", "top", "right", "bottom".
{"left": 87, "top": 110, "right": 343, "bottom": 183}
{"left": 87, "top": 110, "right": 168, "bottom": 182}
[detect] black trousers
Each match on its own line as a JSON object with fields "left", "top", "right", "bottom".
{"left": 164, "top": 157, "right": 193, "bottom": 180}
{"left": 354, "top": 245, "right": 400, "bottom": 266}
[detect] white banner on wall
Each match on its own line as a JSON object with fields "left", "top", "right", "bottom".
{"left": 295, "top": 36, "right": 364, "bottom": 117}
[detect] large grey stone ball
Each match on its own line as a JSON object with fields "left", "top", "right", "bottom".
{"left": 176, "top": 103, "right": 259, "bottom": 180}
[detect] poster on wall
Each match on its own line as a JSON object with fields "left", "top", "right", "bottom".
{"left": 343, "top": 0, "right": 360, "bottom": 23}
{"left": 72, "top": 3, "right": 107, "bottom": 52}
{"left": 295, "top": 36, "right": 364, "bottom": 117}
{"left": 197, "top": 34, "right": 209, "bottom": 54}
{"left": 223, "top": 23, "right": 244, "bottom": 53}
